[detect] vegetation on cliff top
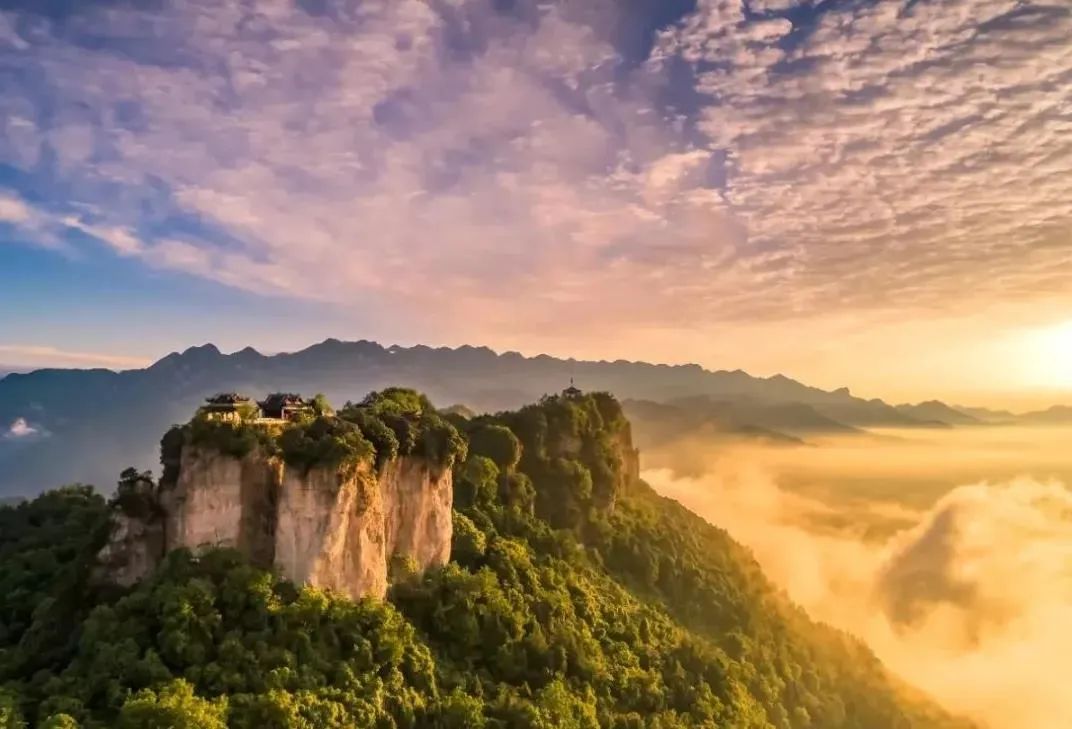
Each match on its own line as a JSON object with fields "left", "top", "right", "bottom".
{"left": 0, "top": 390, "right": 969, "bottom": 729}
{"left": 338, "top": 388, "right": 467, "bottom": 472}
{"left": 159, "top": 388, "right": 467, "bottom": 481}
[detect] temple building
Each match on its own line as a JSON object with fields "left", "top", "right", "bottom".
{"left": 258, "top": 393, "right": 313, "bottom": 421}
{"left": 563, "top": 378, "right": 583, "bottom": 399}
{"left": 199, "top": 393, "right": 256, "bottom": 422}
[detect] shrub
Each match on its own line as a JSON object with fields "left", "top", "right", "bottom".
{"left": 112, "top": 468, "right": 158, "bottom": 519}
{"left": 340, "top": 390, "right": 465, "bottom": 470}
{"left": 451, "top": 512, "right": 487, "bottom": 566}
{"left": 277, "top": 416, "right": 373, "bottom": 474}
{"left": 467, "top": 424, "right": 521, "bottom": 471}
{"left": 186, "top": 417, "right": 274, "bottom": 460}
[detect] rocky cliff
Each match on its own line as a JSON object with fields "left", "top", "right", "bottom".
{"left": 162, "top": 446, "right": 283, "bottom": 566}
{"left": 101, "top": 441, "right": 453, "bottom": 600}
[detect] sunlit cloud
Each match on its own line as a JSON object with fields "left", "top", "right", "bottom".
{"left": 644, "top": 425, "right": 1072, "bottom": 729}
{"left": 3, "top": 417, "right": 43, "bottom": 439}
{"left": 0, "top": 344, "right": 150, "bottom": 370}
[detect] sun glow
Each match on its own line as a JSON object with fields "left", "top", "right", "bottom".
{"left": 1016, "top": 321, "right": 1072, "bottom": 390}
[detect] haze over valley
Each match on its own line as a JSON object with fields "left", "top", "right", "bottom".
{"left": 645, "top": 425, "right": 1072, "bottom": 729}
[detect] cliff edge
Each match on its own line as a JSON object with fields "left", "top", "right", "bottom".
{"left": 99, "top": 389, "right": 464, "bottom": 599}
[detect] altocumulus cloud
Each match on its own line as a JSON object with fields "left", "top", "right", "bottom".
{"left": 1, "top": 0, "right": 1070, "bottom": 338}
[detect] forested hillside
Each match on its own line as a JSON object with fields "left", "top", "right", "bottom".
{"left": 0, "top": 391, "right": 969, "bottom": 728}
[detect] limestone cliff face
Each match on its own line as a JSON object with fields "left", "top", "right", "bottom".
{"left": 162, "top": 446, "right": 282, "bottom": 566}
{"left": 614, "top": 426, "right": 641, "bottom": 494}
{"left": 98, "top": 448, "right": 452, "bottom": 600}
{"left": 274, "top": 462, "right": 388, "bottom": 600}
{"left": 96, "top": 510, "right": 165, "bottom": 587}
{"left": 380, "top": 458, "right": 453, "bottom": 571}
{"left": 273, "top": 457, "right": 452, "bottom": 600}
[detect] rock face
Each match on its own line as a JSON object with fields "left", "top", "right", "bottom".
{"left": 99, "top": 446, "right": 453, "bottom": 599}
{"left": 273, "top": 458, "right": 452, "bottom": 600}
{"left": 162, "top": 447, "right": 283, "bottom": 567}
{"left": 381, "top": 458, "right": 453, "bottom": 570}
{"left": 96, "top": 510, "right": 165, "bottom": 587}
{"left": 274, "top": 462, "right": 388, "bottom": 600}
{"left": 614, "top": 427, "right": 641, "bottom": 494}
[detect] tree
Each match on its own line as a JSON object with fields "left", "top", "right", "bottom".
{"left": 467, "top": 424, "right": 522, "bottom": 471}
{"left": 310, "top": 393, "right": 333, "bottom": 417}
{"left": 114, "top": 467, "right": 157, "bottom": 518}
{"left": 39, "top": 715, "right": 80, "bottom": 729}
{"left": 117, "top": 680, "right": 227, "bottom": 729}
{"left": 0, "top": 690, "right": 24, "bottom": 729}
{"left": 451, "top": 512, "right": 487, "bottom": 566}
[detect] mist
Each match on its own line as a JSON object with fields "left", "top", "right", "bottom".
{"left": 642, "top": 426, "right": 1072, "bottom": 729}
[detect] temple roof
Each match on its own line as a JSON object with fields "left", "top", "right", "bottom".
{"left": 204, "top": 392, "right": 252, "bottom": 406}
{"left": 258, "top": 392, "right": 309, "bottom": 410}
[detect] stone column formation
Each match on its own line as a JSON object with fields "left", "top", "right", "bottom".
{"left": 99, "top": 445, "right": 453, "bottom": 599}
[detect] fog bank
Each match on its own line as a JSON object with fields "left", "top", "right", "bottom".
{"left": 643, "top": 426, "right": 1072, "bottom": 729}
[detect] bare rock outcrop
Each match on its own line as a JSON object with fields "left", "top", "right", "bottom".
{"left": 274, "top": 457, "right": 453, "bottom": 600}
{"left": 98, "top": 447, "right": 452, "bottom": 600}
{"left": 162, "top": 446, "right": 282, "bottom": 566}
{"left": 96, "top": 509, "right": 165, "bottom": 587}
{"left": 274, "top": 462, "right": 388, "bottom": 600}
{"left": 381, "top": 457, "right": 453, "bottom": 571}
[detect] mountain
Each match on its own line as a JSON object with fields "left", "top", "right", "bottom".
{"left": 954, "top": 405, "right": 1017, "bottom": 424}
{"left": 1017, "top": 404, "right": 1072, "bottom": 424}
{"left": 1, "top": 338, "right": 943, "bottom": 496}
{"left": 623, "top": 398, "right": 804, "bottom": 449}
{"left": 623, "top": 396, "right": 853, "bottom": 451}
{"left": 0, "top": 390, "right": 972, "bottom": 728}
{"left": 810, "top": 396, "right": 942, "bottom": 429}
{"left": 685, "top": 396, "right": 861, "bottom": 436}
{"left": 895, "top": 401, "right": 980, "bottom": 426}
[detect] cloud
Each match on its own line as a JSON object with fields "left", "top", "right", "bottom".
{"left": 0, "top": 345, "right": 150, "bottom": 370}
{"left": 0, "top": 192, "right": 32, "bottom": 224}
{"left": 0, "top": 1, "right": 738, "bottom": 336}
{"left": 657, "top": 0, "right": 1072, "bottom": 313}
{"left": 0, "top": 191, "right": 67, "bottom": 250}
{"left": 4, "top": 417, "right": 42, "bottom": 439}
{"left": 644, "top": 426, "right": 1072, "bottom": 729}
{"left": 0, "top": 0, "right": 1070, "bottom": 343}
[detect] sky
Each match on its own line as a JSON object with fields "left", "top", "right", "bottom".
{"left": 1, "top": 0, "right": 1071, "bottom": 408}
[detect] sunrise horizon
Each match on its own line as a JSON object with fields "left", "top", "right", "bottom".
{"left": 4, "top": 330, "right": 1071, "bottom": 413}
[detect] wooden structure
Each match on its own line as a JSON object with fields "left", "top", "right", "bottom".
{"left": 200, "top": 393, "right": 256, "bottom": 422}
{"left": 258, "top": 393, "right": 312, "bottom": 421}
{"left": 562, "top": 378, "right": 583, "bottom": 399}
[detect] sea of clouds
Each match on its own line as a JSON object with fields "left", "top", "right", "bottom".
{"left": 644, "top": 428, "right": 1072, "bottom": 729}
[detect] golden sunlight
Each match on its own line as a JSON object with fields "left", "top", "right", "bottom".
{"left": 1017, "top": 321, "right": 1072, "bottom": 389}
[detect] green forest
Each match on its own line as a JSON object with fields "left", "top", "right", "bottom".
{"left": 0, "top": 390, "right": 969, "bottom": 728}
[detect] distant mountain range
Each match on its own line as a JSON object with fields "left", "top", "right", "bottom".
{"left": 894, "top": 400, "right": 980, "bottom": 426}
{"left": 622, "top": 397, "right": 852, "bottom": 451}
{"left": 0, "top": 338, "right": 1068, "bottom": 495}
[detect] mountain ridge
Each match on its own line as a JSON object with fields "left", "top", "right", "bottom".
{"left": 0, "top": 338, "right": 891, "bottom": 410}
{"left": 0, "top": 337, "right": 1052, "bottom": 496}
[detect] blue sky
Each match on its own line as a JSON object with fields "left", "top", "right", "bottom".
{"left": 2, "top": 0, "right": 1071, "bottom": 403}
